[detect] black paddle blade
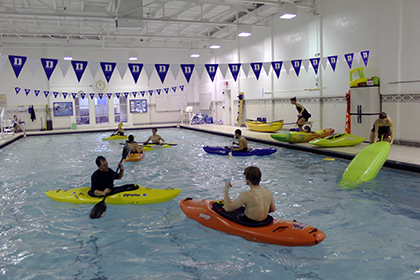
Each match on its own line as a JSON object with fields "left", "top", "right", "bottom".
{"left": 122, "top": 144, "right": 130, "bottom": 160}
{"left": 90, "top": 200, "right": 107, "bottom": 219}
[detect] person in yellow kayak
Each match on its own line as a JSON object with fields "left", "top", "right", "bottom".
{"left": 144, "top": 128, "right": 165, "bottom": 145}
{"left": 126, "top": 135, "right": 143, "bottom": 154}
{"left": 111, "top": 122, "right": 124, "bottom": 136}
{"left": 290, "top": 97, "right": 312, "bottom": 132}
{"left": 369, "top": 112, "right": 395, "bottom": 145}
{"left": 223, "top": 166, "right": 275, "bottom": 223}
{"left": 90, "top": 156, "right": 124, "bottom": 197}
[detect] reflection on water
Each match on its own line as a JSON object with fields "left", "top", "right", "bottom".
{"left": 0, "top": 128, "right": 420, "bottom": 279}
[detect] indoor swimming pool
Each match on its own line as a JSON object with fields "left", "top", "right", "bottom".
{"left": 1, "top": 128, "right": 420, "bottom": 279}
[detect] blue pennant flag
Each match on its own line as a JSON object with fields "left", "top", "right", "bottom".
{"left": 80, "top": 92, "right": 86, "bottom": 99}
{"left": 15, "top": 87, "right": 21, "bottom": 94}
{"left": 132, "top": 91, "right": 137, "bottom": 97}
{"left": 309, "top": 58, "right": 320, "bottom": 74}
{"left": 271, "top": 61, "right": 283, "bottom": 78}
{"left": 164, "top": 88, "right": 169, "bottom": 94}
{"left": 9, "top": 55, "right": 27, "bottom": 78}
{"left": 180, "top": 64, "right": 195, "bottom": 83}
{"left": 140, "top": 91, "right": 145, "bottom": 97}
{"left": 328, "top": 56, "right": 338, "bottom": 71}
{"left": 62, "top": 92, "right": 68, "bottom": 99}
{"left": 41, "top": 58, "right": 58, "bottom": 80}
{"left": 98, "top": 93, "right": 104, "bottom": 99}
{"left": 44, "top": 91, "right": 50, "bottom": 97}
{"left": 107, "top": 93, "right": 113, "bottom": 99}
{"left": 172, "top": 86, "right": 177, "bottom": 93}
{"left": 148, "top": 90, "right": 154, "bottom": 96}
{"left": 34, "top": 90, "right": 40, "bottom": 97}
{"left": 361, "top": 50, "right": 369, "bottom": 66}
{"left": 124, "top": 92, "right": 129, "bottom": 98}
{"left": 291, "top": 60, "right": 302, "bottom": 77}
{"left": 71, "top": 60, "right": 88, "bottom": 82}
{"left": 205, "top": 64, "right": 218, "bottom": 82}
{"left": 228, "top": 64, "right": 241, "bottom": 81}
{"left": 155, "top": 64, "right": 170, "bottom": 83}
{"left": 100, "top": 62, "right": 116, "bottom": 83}
{"left": 89, "top": 93, "right": 96, "bottom": 99}
{"left": 115, "top": 93, "right": 121, "bottom": 98}
{"left": 128, "top": 63, "right": 143, "bottom": 83}
{"left": 250, "top": 63, "right": 263, "bottom": 80}
{"left": 53, "top": 92, "right": 59, "bottom": 98}
{"left": 179, "top": 85, "right": 184, "bottom": 91}
{"left": 71, "top": 92, "right": 77, "bottom": 99}
{"left": 345, "top": 53, "right": 354, "bottom": 69}
{"left": 156, "top": 89, "right": 161, "bottom": 95}
{"left": 25, "top": 89, "right": 31, "bottom": 96}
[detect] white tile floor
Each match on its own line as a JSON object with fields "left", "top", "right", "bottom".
{"left": 1, "top": 123, "right": 419, "bottom": 173}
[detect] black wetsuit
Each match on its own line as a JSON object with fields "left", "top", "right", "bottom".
{"left": 371, "top": 125, "right": 391, "bottom": 140}
{"left": 296, "top": 103, "right": 311, "bottom": 121}
{"left": 90, "top": 168, "right": 116, "bottom": 197}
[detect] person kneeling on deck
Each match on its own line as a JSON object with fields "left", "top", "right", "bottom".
{"left": 127, "top": 135, "right": 143, "bottom": 154}
{"left": 223, "top": 166, "right": 276, "bottom": 223}
{"left": 369, "top": 112, "right": 395, "bottom": 145}
{"left": 231, "top": 129, "right": 248, "bottom": 152}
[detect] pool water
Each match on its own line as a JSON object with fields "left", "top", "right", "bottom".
{"left": 1, "top": 128, "right": 420, "bottom": 279}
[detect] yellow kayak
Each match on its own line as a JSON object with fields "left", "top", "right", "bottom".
{"left": 46, "top": 184, "right": 181, "bottom": 205}
{"left": 143, "top": 142, "right": 177, "bottom": 152}
{"left": 102, "top": 135, "right": 131, "bottom": 141}
{"left": 245, "top": 119, "right": 284, "bottom": 132}
{"left": 310, "top": 133, "right": 365, "bottom": 147}
{"left": 271, "top": 129, "right": 334, "bottom": 143}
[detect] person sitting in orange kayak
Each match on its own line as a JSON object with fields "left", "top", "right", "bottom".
{"left": 223, "top": 166, "right": 275, "bottom": 223}
{"left": 126, "top": 135, "right": 143, "bottom": 154}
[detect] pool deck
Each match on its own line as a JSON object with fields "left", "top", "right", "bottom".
{"left": 1, "top": 123, "right": 420, "bottom": 174}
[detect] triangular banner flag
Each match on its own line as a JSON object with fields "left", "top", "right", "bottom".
{"left": 80, "top": 92, "right": 86, "bottom": 99}
{"left": 25, "top": 89, "right": 31, "bottom": 96}
{"left": 156, "top": 89, "right": 161, "bottom": 95}
{"left": 302, "top": 59, "right": 309, "bottom": 73}
{"left": 44, "top": 91, "right": 49, "bottom": 97}
{"left": 15, "top": 87, "right": 21, "bottom": 94}
{"left": 338, "top": 54, "right": 345, "bottom": 68}
{"left": 148, "top": 90, "right": 154, "bottom": 96}
{"left": 195, "top": 64, "right": 205, "bottom": 79}
{"left": 98, "top": 93, "right": 104, "bottom": 99}
{"left": 0, "top": 54, "right": 7, "bottom": 73}
{"left": 115, "top": 92, "right": 121, "bottom": 98}
{"left": 59, "top": 60, "right": 71, "bottom": 77}
{"left": 250, "top": 62, "right": 263, "bottom": 80}
{"left": 180, "top": 85, "right": 184, "bottom": 91}
{"left": 263, "top": 62, "right": 271, "bottom": 76}
{"left": 321, "top": 57, "right": 328, "bottom": 70}
{"left": 53, "top": 92, "right": 59, "bottom": 98}
{"left": 41, "top": 58, "right": 58, "bottom": 80}
{"left": 27, "top": 57, "right": 39, "bottom": 75}
{"left": 89, "top": 93, "right": 96, "bottom": 99}
{"left": 128, "top": 63, "right": 143, "bottom": 83}
{"left": 117, "top": 63, "right": 127, "bottom": 80}
{"left": 180, "top": 64, "right": 195, "bottom": 83}
{"left": 219, "top": 64, "right": 228, "bottom": 79}
{"left": 124, "top": 92, "right": 129, "bottom": 98}
{"left": 228, "top": 63, "right": 241, "bottom": 81}
{"left": 89, "top": 61, "right": 100, "bottom": 78}
{"left": 164, "top": 88, "right": 169, "bottom": 94}
{"left": 107, "top": 93, "right": 113, "bottom": 99}
{"left": 100, "top": 62, "right": 116, "bottom": 82}
{"left": 170, "top": 64, "right": 180, "bottom": 80}
{"left": 71, "top": 60, "right": 88, "bottom": 82}
{"left": 361, "top": 50, "right": 369, "bottom": 66}
{"left": 242, "top": 63, "right": 250, "bottom": 77}
{"left": 144, "top": 64, "right": 154, "bottom": 81}
{"left": 155, "top": 64, "right": 170, "bottom": 83}
{"left": 132, "top": 92, "right": 137, "bottom": 97}
{"left": 309, "top": 58, "right": 320, "bottom": 74}
{"left": 140, "top": 91, "right": 145, "bottom": 97}
{"left": 9, "top": 55, "right": 27, "bottom": 78}
{"left": 172, "top": 86, "right": 177, "bottom": 93}
{"left": 328, "top": 55, "right": 338, "bottom": 71}
{"left": 62, "top": 92, "right": 68, "bottom": 99}
{"left": 271, "top": 61, "right": 282, "bottom": 78}
{"left": 205, "top": 64, "right": 219, "bottom": 82}
{"left": 291, "top": 60, "right": 302, "bottom": 77}
{"left": 71, "top": 92, "right": 77, "bottom": 99}
{"left": 34, "top": 90, "right": 40, "bottom": 97}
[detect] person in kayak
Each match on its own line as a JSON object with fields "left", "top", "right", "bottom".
{"left": 126, "top": 134, "right": 143, "bottom": 154}
{"left": 369, "top": 112, "right": 395, "bottom": 145}
{"left": 223, "top": 166, "right": 275, "bottom": 222}
{"left": 144, "top": 128, "right": 165, "bottom": 145}
{"left": 290, "top": 97, "right": 312, "bottom": 132}
{"left": 111, "top": 122, "right": 124, "bottom": 136}
{"left": 90, "top": 156, "right": 124, "bottom": 197}
{"left": 231, "top": 129, "right": 248, "bottom": 152}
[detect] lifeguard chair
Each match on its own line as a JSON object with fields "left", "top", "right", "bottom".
{"left": 177, "top": 106, "right": 194, "bottom": 127}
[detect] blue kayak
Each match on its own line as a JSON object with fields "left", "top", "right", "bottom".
{"left": 203, "top": 146, "right": 277, "bottom": 156}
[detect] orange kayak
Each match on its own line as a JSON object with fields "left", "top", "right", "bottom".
{"left": 123, "top": 149, "right": 145, "bottom": 162}
{"left": 180, "top": 198, "right": 326, "bottom": 247}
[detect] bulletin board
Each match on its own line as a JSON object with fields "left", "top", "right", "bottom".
{"left": 156, "top": 94, "right": 187, "bottom": 112}
{"left": 53, "top": 102, "right": 73, "bottom": 116}
{"left": 130, "top": 99, "right": 147, "bottom": 113}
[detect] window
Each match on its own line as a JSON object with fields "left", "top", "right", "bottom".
{"left": 114, "top": 96, "right": 127, "bottom": 123}
{"left": 75, "top": 98, "right": 90, "bottom": 125}
{"left": 95, "top": 97, "right": 109, "bottom": 124}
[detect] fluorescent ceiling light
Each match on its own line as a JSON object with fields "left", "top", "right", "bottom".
{"left": 237, "top": 25, "right": 252, "bottom": 37}
{"left": 209, "top": 39, "right": 221, "bottom": 49}
{"left": 63, "top": 51, "right": 73, "bottom": 60}
{"left": 128, "top": 51, "right": 138, "bottom": 61}
{"left": 190, "top": 53, "right": 200, "bottom": 58}
{"left": 279, "top": 3, "right": 297, "bottom": 19}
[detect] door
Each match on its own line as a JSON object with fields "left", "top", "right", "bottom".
{"left": 223, "top": 89, "right": 232, "bottom": 125}
{"left": 350, "top": 86, "right": 380, "bottom": 139}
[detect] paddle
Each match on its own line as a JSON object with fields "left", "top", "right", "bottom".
{"left": 228, "top": 136, "right": 235, "bottom": 158}
{"left": 89, "top": 144, "right": 130, "bottom": 219}
{"left": 110, "top": 122, "right": 123, "bottom": 136}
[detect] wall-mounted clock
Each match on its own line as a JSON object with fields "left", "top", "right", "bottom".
{"left": 93, "top": 80, "right": 107, "bottom": 92}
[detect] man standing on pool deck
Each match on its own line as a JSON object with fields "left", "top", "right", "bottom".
{"left": 231, "top": 129, "right": 247, "bottom": 152}
{"left": 223, "top": 166, "right": 275, "bottom": 222}
{"left": 369, "top": 112, "right": 395, "bottom": 145}
{"left": 290, "top": 97, "right": 312, "bottom": 132}
{"left": 144, "top": 128, "right": 165, "bottom": 145}
{"left": 90, "top": 156, "right": 124, "bottom": 197}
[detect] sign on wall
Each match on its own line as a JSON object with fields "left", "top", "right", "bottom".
{"left": 53, "top": 102, "right": 73, "bottom": 116}
{"left": 130, "top": 99, "right": 147, "bottom": 113}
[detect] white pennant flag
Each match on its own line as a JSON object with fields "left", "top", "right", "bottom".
{"left": 195, "top": 64, "right": 205, "bottom": 79}
{"left": 27, "top": 57, "right": 39, "bottom": 75}
{"left": 354, "top": 52, "right": 361, "bottom": 65}
{"left": 0, "top": 54, "right": 8, "bottom": 73}
{"left": 219, "top": 64, "right": 228, "bottom": 79}
{"left": 321, "top": 57, "right": 328, "bottom": 70}
{"left": 117, "top": 63, "right": 127, "bottom": 79}
{"left": 144, "top": 64, "right": 154, "bottom": 81}
{"left": 263, "top": 62, "right": 271, "bottom": 76}
{"left": 170, "top": 64, "right": 180, "bottom": 79}
{"left": 89, "top": 62, "right": 100, "bottom": 78}
{"left": 59, "top": 60, "right": 71, "bottom": 77}
{"left": 338, "top": 54, "right": 345, "bottom": 68}
{"left": 242, "top": 63, "right": 250, "bottom": 77}
{"left": 302, "top": 59, "right": 310, "bottom": 73}
{"left": 283, "top": 61, "right": 291, "bottom": 75}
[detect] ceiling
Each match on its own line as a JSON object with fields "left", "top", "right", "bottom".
{"left": 0, "top": 0, "right": 315, "bottom": 51}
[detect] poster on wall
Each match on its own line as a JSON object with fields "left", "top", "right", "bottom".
{"left": 130, "top": 99, "right": 147, "bottom": 113}
{"left": 53, "top": 102, "right": 73, "bottom": 116}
